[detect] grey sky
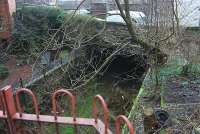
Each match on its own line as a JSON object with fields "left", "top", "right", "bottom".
{"left": 178, "top": 0, "right": 200, "bottom": 26}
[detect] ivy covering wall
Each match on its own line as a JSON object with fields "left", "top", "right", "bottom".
{"left": 8, "top": 6, "right": 103, "bottom": 60}
{"left": 8, "top": 6, "right": 65, "bottom": 58}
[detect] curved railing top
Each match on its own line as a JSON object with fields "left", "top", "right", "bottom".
{"left": 52, "top": 89, "right": 76, "bottom": 121}
{"left": 0, "top": 86, "right": 134, "bottom": 134}
{"left": 15, "top": 88, "right": 39, "bottom": 119}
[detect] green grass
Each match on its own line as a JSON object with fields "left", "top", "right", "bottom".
{"left": 45, "top": 96, "right": 93, "bottom": 134}
{"left": 46, "top": 82, "right": 106, "bottom": 134}
{"left": 0, "top": 64, "right": 9, "bottom": 79}
{"left": 59, "top": 50, "right": 69, "bottom": 59}
{"left": 46, "top": 124, "right": 74, "bottom": 134}
{"left": 123, "top": 55, "right": 200, "bottom": 133}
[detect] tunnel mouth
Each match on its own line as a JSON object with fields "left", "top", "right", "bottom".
{"left": 102, "top": 54, "right": 148, "bottom": 89}
{"left": 85, "top": 45, "right": 149, "bottom": 90}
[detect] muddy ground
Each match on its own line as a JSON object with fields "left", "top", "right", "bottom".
{"left": 164, "top": 75, "right": 200, "bottom": 104}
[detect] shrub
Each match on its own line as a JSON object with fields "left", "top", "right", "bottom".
{"left": 0, "top": 64, "right": 9, "bottom": 79}
{"left": 8, "top": 6, "right": 103, "bottom": 59}
{"left": 182, "top": 63, "right": 200, "bottom": 76}
{"left": 9, "top": 6, "right": 66, "bottom": 57}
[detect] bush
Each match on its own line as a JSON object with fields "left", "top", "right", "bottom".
{"left": 0, "top": 64, "right": 9, "bottom": 79}
{"left": 9, "top": 6, "right": 66, "bottom": 57}
{"left": 8, "top": 6, "right": 103, "bottom": 59}
{"left": 182, "top": 63, "right": 200, "bottom": 76}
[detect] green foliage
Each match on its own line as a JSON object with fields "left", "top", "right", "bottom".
{"left": 0, "top": 64, "right": 9, "bottom": 79}
{"left": 9, "top": 6, "right": 66, "bottom": 57}
{"left": 8, "top": 6, "right": 103, "bottom": 59}
{"left": 182, "top": 63, "right": 200, "bottom": 76}
{"left": 59, "top": 13, "right": 104, "bottom": 47}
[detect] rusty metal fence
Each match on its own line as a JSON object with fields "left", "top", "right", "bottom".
{"left": 0, "top": 85, "right": 134, "bottom": 134}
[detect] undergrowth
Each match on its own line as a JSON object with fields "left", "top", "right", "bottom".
{"left": 8, "top": 6, "right": 103, "bottom": 60}
{"left": 0, "top": 64, "right": 8, "bottom": 79}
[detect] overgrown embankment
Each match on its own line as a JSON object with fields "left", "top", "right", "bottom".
{"left": 8, "top": 6, "right": 65, "bottom": 59}
{"left": 7, "top": 6, "right": 151, "bottom": 134}
{"left": 5, "top": 5, "right": 176, "bottom": 134}
{"left": 124, "top": 55, "right": 200, "bottom": 134}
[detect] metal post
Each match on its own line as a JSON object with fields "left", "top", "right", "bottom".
{"left": 115, "top": 115, "right": 134, "bottom": 134}
{"left": 93, "top": 95, "right": 109, "bottom": 134}
{"left": 52, "top": 89, "right": 77, "bottom": 134}
{"left": 1, "top": 86, "right": 17, "bottom": 134}
{"left": 19, "top": 78, "right": 24, "bottom": 88}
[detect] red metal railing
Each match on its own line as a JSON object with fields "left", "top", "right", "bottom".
{"left": 0, "top": 85, "right": 134, "bottom": 134}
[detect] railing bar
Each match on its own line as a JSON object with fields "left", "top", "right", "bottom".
{"left": 15, "top": 88, "right": 40, "bottom": 119}
{"left": 74, "top": 124, "right": 78, "bottom": 134}
{"left": 0, "top": 86, "right": 134, "bottom": 134}
{"left": 93, "top": 95, "right": 109, "bottom": 134}
{"left": 13, "top": 113, "right": 95, "bottom": 125}
{"left": 0, "top": 92, "right": 6, "bottom": 115}
{"left": 12, "top": 113, "right": 113, "bottom": 134}
{"left": 0, "top": 111, "right": 7, "bottom": 118}
{"left": 55, "top": 122, "right": 60, "bottom": 134}
{"left": 94, "top": 119, "right": 113, "bottom": 134}
{"left": 2, "top": 90, "right": 16, "bottom": 134}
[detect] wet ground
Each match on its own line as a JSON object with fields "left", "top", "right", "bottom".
{"left": 163, "top": 75, "right": 200, "bottom": 104}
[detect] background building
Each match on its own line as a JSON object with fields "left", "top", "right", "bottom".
{"left": 16, "top": 0, "right": 57, "bottom": 6}
{"left": 58, "top": 0, "right": 91, "bottom": 10}
{"left": 0, "top": 0, "right": 16, "bottom": 39}
{"left": 15, "top": 0, "right": 178, "bottom": 26}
